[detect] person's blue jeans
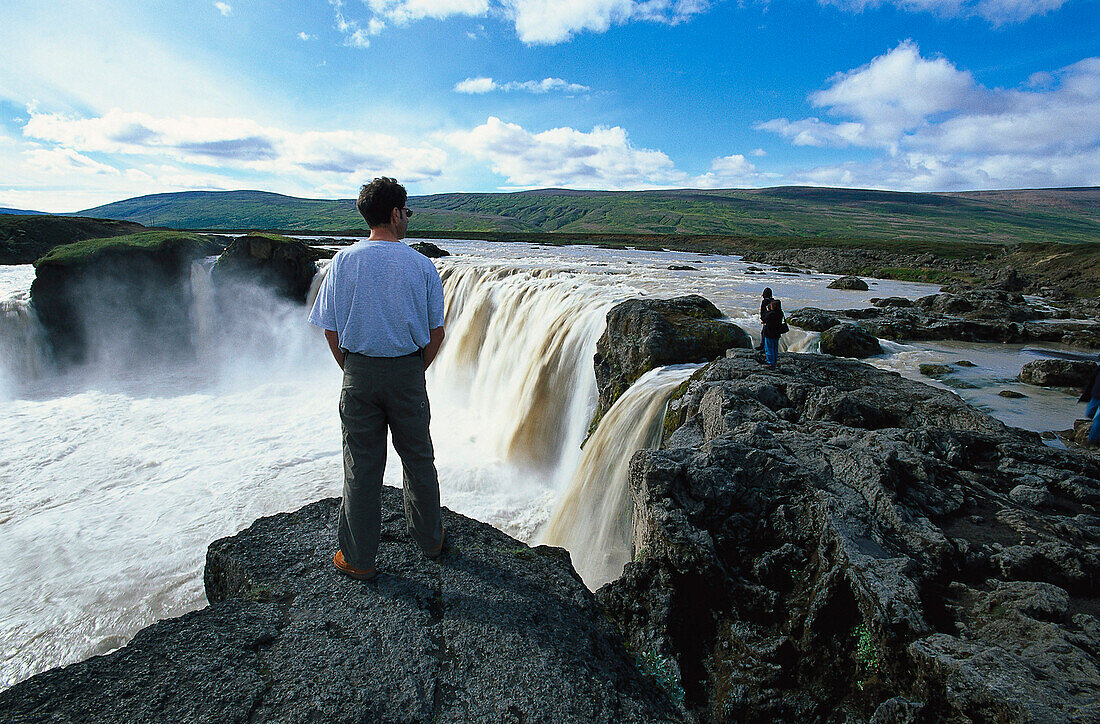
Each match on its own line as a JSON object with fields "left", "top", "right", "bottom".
{"left": 1087, "top": 398, "right": 1100, "bottom": 443}
{"left": 763, "top": 336, "right": 778, "bottom": 365}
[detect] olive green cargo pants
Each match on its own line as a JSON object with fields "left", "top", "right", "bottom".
{"left": 338, "top": 351, "right": 444, "bottom": 569}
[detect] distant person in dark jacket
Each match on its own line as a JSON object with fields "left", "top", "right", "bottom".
{"left": 761, "top": 298, "right": 786, "bottom": 368}
{"left": 1080, "top": 357, "right": 1100, "bottom": 446}
{"left": 756, "top": 287, "right": 773, "bottom": 351}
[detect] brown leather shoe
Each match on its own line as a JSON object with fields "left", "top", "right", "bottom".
{"left": 425, "top": 530, "right": 452, "bottom": 560}
{"left": 333, "top": 550, "right": 377, "bottom": 580}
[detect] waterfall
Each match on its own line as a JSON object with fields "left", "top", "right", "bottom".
{"left": 430, "top": 264, "right": 620, "bottom": 476}
{"left": 784, "top": 328, "right": 820, "bottom": 353}
{"left": 0, "top": 297, "right": 49, "bottom": 398}
{"left": 541, "top": 364, "right": 701, "bottom": 588}
{"left": 189, "top": 257, "right": 218, "bottom": 357}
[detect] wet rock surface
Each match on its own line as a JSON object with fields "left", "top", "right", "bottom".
{"left": 1, "top": 489, "right": 681, "bottom": 723}
{"left": 591, "top": 295, "right": 752, "bottom": 433}
{"left": 827, "top": 276, "right": 869, "bottom": 291}
{"left": 410, "top": 241, "right": 451, "bottom": 258}
{"left": 819, "top": 323, "right": 882, "bottom": 358}
{"left": 212, "top": 233, "right": 324, "bottom": 302}
{"left": 790, "top": 288, "right": 1100, "bottom": 349}
{"left": 1018, "top": 359, "right": 1097, "bottom": 390}
{"left": 599, "top": 350, "right": 1100, "bottom": 723}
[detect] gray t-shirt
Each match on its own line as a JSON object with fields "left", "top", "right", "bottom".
{"left": 308, "top": 240, "right": 445, "bottom": 357}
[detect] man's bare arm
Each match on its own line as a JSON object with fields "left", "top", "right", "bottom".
{"left": 422, "top": 326, "right": 445, "bottom": 369}
{"left": 324, "top": 329, "right": 345, "bottom": 370}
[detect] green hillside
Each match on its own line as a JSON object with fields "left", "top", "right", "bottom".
{"left": 0, "top": 215, "right": 147, "bottom": 264}
{"left": 75, "top": 186, "right": 1100, "bottom": 247}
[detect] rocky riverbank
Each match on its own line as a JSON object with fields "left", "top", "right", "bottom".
{"left": 0, "top": 489, "right": 682, "bottom": 722}
{"left": 788, "top": 287, "right": 1100, "bottom": 349}
{"left": 592, "top": 322, "right": 1099, "bottom": 721}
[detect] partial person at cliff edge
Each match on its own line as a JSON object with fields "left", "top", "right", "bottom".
{"left": 761, "top": 298, "right": 787, "bottom": 369}
{"left": 308, "top": 177, "right": 449, "bottom": 582}
{"left": 756, "top": 287, "right": 773, "bottom": 351}
{"left": 1079, "top": 355, "right": 1100, "bottom": 448}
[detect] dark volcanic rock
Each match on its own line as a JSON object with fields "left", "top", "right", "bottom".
{"left": 786, "top": 308, "right": 842, "bottom": 332}
{"left": 791, "top": 293, "right": 1100, "bottom": 348}
{"left": 871, "top": 296, "right": 912, "bottom": 308}
{"left": 211, "top": 234, "right": 323, "bottom": 302}
{"left": 1, "top": 489, "right": 681, "bottom": 723}
{"left": 1018, "top": 359, "right": 1097, "bottom": 390}
{"left": 29, "top": 232, "right": 222, "bottom": 365}
{"left": 591, "top": 295, "right": 752, "bottom": 433}
{"left": 819, "top": 323, "right": 882, "bottom": 358}
{"left": 410, "top": 241, "right": 451, "bottom": 258}
{"left": 915, "top": 289, "right": 1039, "bottom": 322}
{"left": 827, "top": 275, "right": 869, "bottom": 291}
{"left": 600, "top": 351, "right": 1100, "bottom": 723}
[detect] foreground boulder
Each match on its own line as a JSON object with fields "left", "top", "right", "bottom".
{"left": 1, "top": 489, "right": 680, "bottom": 722}
{"left": 211, "top": 234, "right": 324, "bottom": 302}
{"left": 1018, "top": 359, "right": 1097, "bottom": 390}
{"left": 30, "top": 231, "right": 223, "bottom": 364}
{"left": 590, "top": 295, "right": 751, "bottom": 435}
{"left": 599, "top": 351, "right": 1100, "bottom": 722}
{"left": 819, "top": 323, "right": 882, "bottom": 358}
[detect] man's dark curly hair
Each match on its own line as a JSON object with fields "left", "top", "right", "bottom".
{"left": 356, "top": 177, "right": 407, "bottom": 227}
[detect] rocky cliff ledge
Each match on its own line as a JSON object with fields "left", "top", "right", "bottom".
{"left": 599, "top": 350, "right": 1100, "bottom": 722}
{"left": 0, "top": 488, "right": 680, "bottom": 723}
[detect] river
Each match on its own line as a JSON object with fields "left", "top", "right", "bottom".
{"left": 0, "top": 238, "right": 1088, "bottom": 689}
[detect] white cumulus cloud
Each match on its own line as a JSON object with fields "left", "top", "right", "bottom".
{"left": 453, "top": 76, "right": 590, "bottom": 94}
{"left": 445, "top": 116, "right": 687, "bottom": 188}
{"left": 329, "top": 0, "right": 709, "bottom": 47}
{"left": 297, "top": 32, "right": 316, "bottom": 41}
{"left": 331, "top": 0, "right": 383, "bottom": 48}
{"left": 214, "top": 2, "right": 232, "bottom": 16}
{"left": 21, "top": 108, "right": 449, "bottom": 185}
{"left": 693, "top": 153, "right": 772, "bottom": 188}
{"left": 818, "top": 0, "right": 1069, "bottom": 25}
{"left": 757, "top": 44, "right": 1100, "bottom": 189}
{"left": 504, "top": 0, "right": 708, "bottom": 44}
{"left": 368, "top": 0, "right": 491, "bottom": 24}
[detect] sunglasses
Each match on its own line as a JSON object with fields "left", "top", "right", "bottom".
{"left": 402, "top": 207, "right": 414, "bottom": 217}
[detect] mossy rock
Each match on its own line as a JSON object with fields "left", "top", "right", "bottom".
{"left": 30, "top": 231, "right": 225, "bottom": 365}
{"left": 919, "top": 364, "right": 954, "bottom": 378}
{"left": 588, "top": 296, "right": 751, "bottom": 441}
{"left": 211, "top": 233, "right": 323, "bottom": 302}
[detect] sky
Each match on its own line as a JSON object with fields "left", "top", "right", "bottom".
{"left": 0, "top": 0, "right": 1097, "bottom": 211}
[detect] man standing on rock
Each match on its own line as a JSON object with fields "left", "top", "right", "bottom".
{"left": 308, "top": 177, "right": 447, "bottom": 580}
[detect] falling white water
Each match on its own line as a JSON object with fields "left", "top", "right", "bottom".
{"left": 542, "top": 364, "right": 701, "bottom": 588}
{"left": 431, "top": 264, "right": 618, "bottom": 476}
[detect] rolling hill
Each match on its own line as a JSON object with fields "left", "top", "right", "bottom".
{"left": 74, "top": 186, "right": 1100, "bottom": 247}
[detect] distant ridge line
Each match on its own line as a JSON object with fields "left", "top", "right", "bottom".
{"left": 66, "top": 185, "right": 1100, "bottom": 246}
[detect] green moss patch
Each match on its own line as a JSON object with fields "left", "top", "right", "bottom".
{"left": 35, "top": 230, "right": 223, "bottom": 267}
